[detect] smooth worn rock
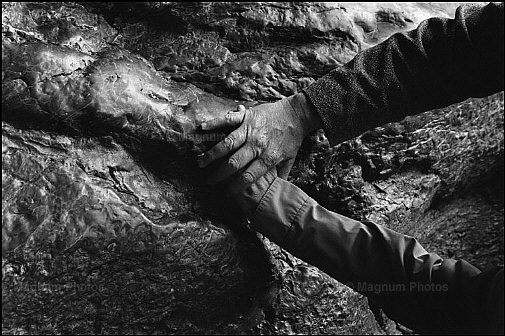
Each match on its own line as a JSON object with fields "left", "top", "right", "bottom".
{"left": 2, "top": 3, "right": 277, "bottom": 334}
{"left": 2, "top": 2, "right": 503, "bottom": 335}
{"left": 2, "top": 40, "right": 242, "bottom": 156}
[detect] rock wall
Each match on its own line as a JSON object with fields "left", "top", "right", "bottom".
{"left": 2, "top": 2, "right": 503, "bottom": 335}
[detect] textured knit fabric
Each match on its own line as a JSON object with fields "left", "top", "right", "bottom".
{"left": 304, "top": 2, "right": 504, "bottom": 145}
{"left": 251, "top": 177, "right": 504, "bottom": 334}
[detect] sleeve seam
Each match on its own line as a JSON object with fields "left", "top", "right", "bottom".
{"left": 280, "top": 193, "right": 311, "bottom": 244}
{"left": 250, "top": 177, "right": 280, "bottom": 224}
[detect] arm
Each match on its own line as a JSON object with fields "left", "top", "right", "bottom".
{"left": 244, "top": 175, "right": 504, "bottom": 333}
{"left": 305, "top": 2, "right": 504, "bottom": 145}
{"left": 198, "top": 2, "right": 503, "bottom": 193}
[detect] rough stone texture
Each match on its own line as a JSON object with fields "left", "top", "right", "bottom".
{"left": 2, "top": 2, "right": 503, "bottom": 335}
{"left": 2, "top": 122, "right": 278, "bottom": 334}
{"left": 82, "top": 2, "right": 462, "bottom": 102}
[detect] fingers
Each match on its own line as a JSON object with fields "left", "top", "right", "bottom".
{"left": 228, "top": 154, "right": 275, "bottom": 195}
{"left": 206, "top": 143, "right": 256, "bottom": 184}
{"left": 198, "top": 128, "right": 245, "bottom": 168}
{"left": 201, "top": 109, "right": 246, "bottom": 131}
{"left": 277, "top": 158, "right": 295, "bottom": 179}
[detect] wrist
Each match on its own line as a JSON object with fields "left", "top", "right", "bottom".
{"left": 288, "top": 92, "right": 323, "bottom": 136}
{"left": 235, "top": 171, "right": 277, "bottom": 217}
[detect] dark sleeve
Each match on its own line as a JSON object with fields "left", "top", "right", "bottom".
{"left": 251, "top": 177, "right": 504, "bottom": 334}
{"left": 304, "top": 2, "right": 504, "bottom": 145}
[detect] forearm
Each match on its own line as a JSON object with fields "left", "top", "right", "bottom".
{"left": 250, "top": 177, "right": 502, "bottom": 333}
{"left": 303, "top": 2, "right": 504, "bottom": 145}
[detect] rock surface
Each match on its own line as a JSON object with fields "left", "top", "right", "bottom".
{"left": 2, "top": 2, "right": 503, "bottom": 335}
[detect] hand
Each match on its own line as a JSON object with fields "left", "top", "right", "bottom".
{"left": 233, "top": 168, "right": 278, "bottom": 218}
{"left": 198, "top": 92, "right": 322, "bottom": 192}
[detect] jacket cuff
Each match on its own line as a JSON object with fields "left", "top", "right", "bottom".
{"left": 250, "top": 177, "right": 310, "bottom": 245}
{"left": 303, "top": 75, "right": 350, "bottom": 146}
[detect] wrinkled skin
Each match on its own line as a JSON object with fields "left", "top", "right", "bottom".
{"left": 198, "top": 93, "right": 322, "bottom": 193}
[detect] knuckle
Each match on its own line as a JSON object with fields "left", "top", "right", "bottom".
{"left": 244, "top": 109, "right": 256, "bottom": 125}
{"left": 260, "top": 153, "right": 277, "bottom": 167}
{"left": 223, "top": 135, "right": 235, "bottom": 150}
{"left": 252, "top": 137, "right": 267, "bottom": 152}
{"left": 227, "top": 157, "right": 240, "bottom": 170}
{"left": 251, "top": 145, "right": 262, "bottom": 158}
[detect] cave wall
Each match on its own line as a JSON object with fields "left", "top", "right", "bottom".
{"left": 2, "top": 2, "right": 503, "bottom": 335}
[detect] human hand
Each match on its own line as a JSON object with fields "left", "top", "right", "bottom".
{"left": 197, "top": 92, "right": 322, "bottom": 192}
